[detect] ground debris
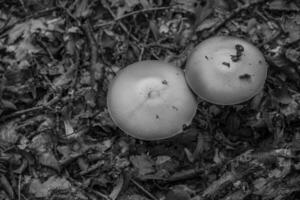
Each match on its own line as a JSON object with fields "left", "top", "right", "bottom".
{"left": 0, "top": 0, "right": 299, "bottom": 199}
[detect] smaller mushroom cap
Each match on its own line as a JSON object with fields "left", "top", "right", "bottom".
{"left": 107, "top": 60, "right": 197, "bottom": 140}
{"left": 185, "top": 36, "right": 268, "bottom": 105}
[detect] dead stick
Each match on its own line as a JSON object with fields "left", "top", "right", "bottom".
{"left": 82, "top": 22, "right": 97, "bottom": 91}
{"left": 101, "top": 0, "right": 139, "bottom": 42}
{"left": 130, "top": 178, "right": 158, "bottom": 200}
{"left": 94, "top": 6, "right": 171, "bottom": 28}
{"left": 204, "top": 0, "right": 272, "bottom": 38}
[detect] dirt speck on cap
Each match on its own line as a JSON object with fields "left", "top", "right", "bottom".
{"left": 172, "top": 105, "right": 179, "bottom": 111}
{"left": 222, "top": 62, "right": 230, "bottom": 68}
{"left": 239, "top": 74, "right": 252, "bottom": 81}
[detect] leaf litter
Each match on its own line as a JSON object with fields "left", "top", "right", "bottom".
{"left": 0, "top": 0, "right": 300, "bottom": 200}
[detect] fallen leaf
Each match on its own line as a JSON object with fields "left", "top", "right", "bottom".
{"left": 52, "top": 65, "right": 75, "bottom": 88}
{"left": 29, "top": 176, "right": 71, "bottom": 198}
{"left": 283, "top": 15, "right": 300, "bottom": 43}
{"left": 253, "top": 177, "right": 267, "bottom": 190}
{"left": 56, "top": 145, "right": 72, "bottom": 158}
{"left": 166, "top": 187, "right": 191, "bottom": 200}
{"left": 172, "top": 0, "right": 198, "bottom": 13}
{"left": 7, "top": 40, "right": 40, "bottom": 62}
{"left": 272, "top": 87, "right": 293, "bottom": 105}
{"left": 8, "top": 19, "right": 47, "bottom": 44}
{"left": 105, "top": 0, "right": 141, "bottom": 18}
{"left": 130, "top": 154, "right": 155, "bottom": 176}
{"left": 155, "top": 155, "right": 171, "bottom": 165}
{"left": 285, "top": 47, "right": 300, "bottom": 63}
{"left": 184, "top": 147, "right": 195, "bottom": 163}
{"left": 194, "top": 0, "right": 215, "bottom": 29}
{"left": 74, "top": 0, "right": 92, "bottom": 18}
{"left": 109, "top": 174, "right": 124, "bottom": 200}
{"left": 29, "top": 133, "right": 52, "bottom": 153}
{"left": 0, "top": 99, "right": 17, "bottom": 110}
{"left": 121, "top": 194, "right": 150, "bottom": 200}
{"left": 280, "top": 99, "right": 299, "bottom": 117}
{"left": 0, "top": 121, "right": 20, "bottom": 143}
{"left": 267, "top": 0, "right": 300, "bottom": 11}
{"left": 6, "top": 18, "right": 61, "bottom": 61}
{"left": 196, "top": 17, "right": 220, "bottom": 32}
{"left": 38, "top": 151, "right": 60, "bottom": 172}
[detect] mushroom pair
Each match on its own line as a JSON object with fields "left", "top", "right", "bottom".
{"left": 107, "top": 36, "right": 268, "bottom": 140}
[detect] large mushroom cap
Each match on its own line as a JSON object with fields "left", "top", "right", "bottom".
{"left": 185, "top": 36, "right": 268, "bottom": 105}
{"left": 107, "top": 60, "right": 197, "bottom": 140}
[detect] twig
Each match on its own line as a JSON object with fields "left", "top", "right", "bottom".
{"left": 66, "top": 177, "right": 109, "bottom": 200}
{"left": 36, "top": 37, "right": 56, "bottom": 61}
{"left": 70, "top": 48, "right": 81, "bottom": 89}
{"left": 0, "top": 106, "right": 46, "bottom": 122}
{"left": 79, "top": 161, "right": 104, "bottom": 176}
{"left": 90, "top": 190, "right": 112, "bottom": 200}
{"left": 167, "top": 167, "right": 204, "bottom": 182}
{"left": 18, "top": 0, "right": 28, "bottom": 14}
{"left": 204, "top": 0, "right": 272, "bottom": 39}
{"left": 201, "top": 166, "right": 256, "bottom": 198}
{"left": 59, "top": 153, "right": 84, "bottom": 168}
{"left": 101, "top": 0, "right": 139, "bottom": 42}
{"left": 145, "top": 43, "right": 177, "bottom": 50}
{"left": 221, "top": 190, "right": 250, "bottom": 200}
{"left": 109, "top": 174, "right": 124, "bottom": 200}
{"left": 0, "top": 175, "right": 14, "bottom": 199}
{"left": 59, "top": 6, "right": 81, "bottom": 26}
{"left": 99, "top": 0, "right": 171, "bottom": 60}
{"left": 94, "top": 6, "right": 170, "bottom": 28}
{"left": 255, "top": 8, "right": 283, "bottom": 47}
{"left": 26, "top": 7, "right": 59, "bottom": 19}
{"left": 0, "top": 7, "right": 59, "bottom": 38}
{"left": 130, "top": 178, "right": 158, "bottom": 200}
{"left": 0, "top": 16, "right": 12, "bottom": 37}
{"left": 139, "top": 28, "right": 150, "bottom": 61}
{"left": 82, "top": 22, "right": 97, "bottom": 91}
{"left": 18, "top": 174, "right": 21, "bottom": 200}
{"left": 116, "top": 6, "right": 170, "bottom": 22}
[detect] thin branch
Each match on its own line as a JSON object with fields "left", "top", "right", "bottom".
{"left": 94, "top": 6, "right": 171, "bottom": 28}
{"left": 26, "top": 7, "right": 59, "bottom": 19}
{"left": 18, "top": 0, "right": 28, "bottom": 14}
{"left": 204, "top": 0, "right": 272, "bottom": 39}
{"left": 0, "top": 7, "right": 59, "bottom": 37}
{"left": 130, "top": 178, "right": 159, "bottom": 200}
{"left": 36, "top": 36, "right": 56, "bottom": 61}
{"left": 139, "top": 28, "right": 150, "bottom": 61}
{"left": 101, "top": 0, "right": 139, "bottom": 42}
{"left": 90, "top": 190, "right": 112, "bottom": 200}
{"left": 0, "top": 106, "right": 46, "bottom": 122}
{"left": 82, "top": 22, "right": 97, "bottom": 91}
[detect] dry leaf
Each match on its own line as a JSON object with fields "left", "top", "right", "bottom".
{"left": 130, "top": 154, "right": 155, "bottom": 176}
{"left": 29, "top": 176, "right": 71, "bottom": 198}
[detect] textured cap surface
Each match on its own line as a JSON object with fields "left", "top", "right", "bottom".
{"left": 185, "top": 36, "right": 268, "bottom": 105}
{"left": 107, "top": 60, "right": 197, "bottom": 140}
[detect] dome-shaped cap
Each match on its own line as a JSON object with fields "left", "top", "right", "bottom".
{"left": 107, "top": 60, "right": 197, "bottom": 140}
{"left": 185, "top": 36, "right": 268, "bottom": 105}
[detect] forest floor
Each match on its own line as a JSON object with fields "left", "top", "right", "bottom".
{"left": 0, "top": 0, "right": 300, "bottom": 200}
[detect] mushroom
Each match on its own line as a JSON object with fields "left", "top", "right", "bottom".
{"left": 107, "top": 60, "right": 197, "bottom": 140}
{"left": 185, "top": 36, "right": 268, "bottom": 105}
